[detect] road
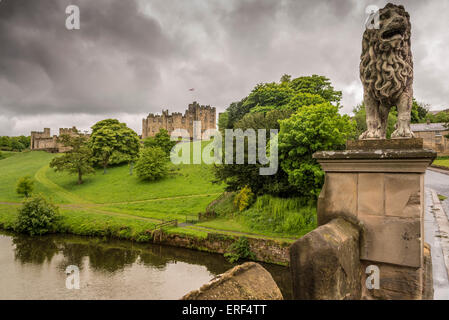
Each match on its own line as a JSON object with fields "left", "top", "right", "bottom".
{"left": 424, "top": 169, "right": 449, "bottom": 299}
{"left": 426, "top": 169, "right": 449, "bottom": 218}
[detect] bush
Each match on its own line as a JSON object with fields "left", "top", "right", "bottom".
{"left": 135, "top": 147, "right": 168, "bottom": 181}
{"left": 15, "top": 195, "right": 60, "bottom": 236}
{"left": 233, "top": 186, "right": 255, "bottom": 212}
{"left": 16, "top": 176, "right": 34, "bottom": 198}
{"left": 143, "top": 129, "right": 177, "bottom": 158}
{"left": 278, "top": 103, "right": 355, "bottom": 198}
{"left": 224, "top": 236, "right": 256, "bottom": 263}
{"left": 240, "top": 195, "right": 316, "bottom": 236}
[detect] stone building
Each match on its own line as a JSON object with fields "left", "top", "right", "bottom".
{"left": 30, "top": 127, "right": 80, "bottom": 153}
{"left": 142, "top": 102, "right": 216, "bottom": 139}
{"left": 411, "top": 122, "right": 449, "bottom": 156}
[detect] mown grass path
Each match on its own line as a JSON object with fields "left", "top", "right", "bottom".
{"left": 34, "top": 165, "right": 90, "bottom": 204}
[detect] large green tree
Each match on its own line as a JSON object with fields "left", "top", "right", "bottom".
{"left": 226, "top": 74, "right": 342, "bottom": 128}
{"left": 49, "top": 132, "right": 95, "bottom": 184}
{"left": 213, "top": 109, "right": 295, "bottom": 196}
{"left": 278, "top": 103, "right": 356, "bottom": 198}
{"left": 89, "top": 119, "right": 140, "bottom": 174}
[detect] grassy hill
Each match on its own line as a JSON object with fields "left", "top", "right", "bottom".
{"left": 0, "top": 142, "right": 315, "bottom": 244}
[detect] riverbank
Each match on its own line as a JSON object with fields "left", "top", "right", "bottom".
{"left": 0, "top": 204, "right": 292, "bottom": 266}
{"left": 0, "top": 149, "right": 308, "bottom": 265}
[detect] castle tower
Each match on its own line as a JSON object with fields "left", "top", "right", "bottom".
{"left": 142, "top": 102, "right": 216, "bottom": 139}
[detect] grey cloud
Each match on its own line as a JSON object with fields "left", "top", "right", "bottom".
{"left": 0, "top": 0, "right": 448, "bottom": 136}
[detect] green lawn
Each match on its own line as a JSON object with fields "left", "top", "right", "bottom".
{"left": 433, "top": 157, "right": 449, "bottom": 168}
{"left": 100, "top": 194, "right": 218, "bottom": 222}
{"left": 0, "top": 151, "right": 60, "bottom": 203}
{"left": 0, "top": 143, "right": 311, "bottom": 243}
{"left": 45, "top": 162, "right": 222, "bottom": 204}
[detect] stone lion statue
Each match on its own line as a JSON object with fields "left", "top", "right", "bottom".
{"left": 359, "top": 3, "right": 413, "bottom": 140}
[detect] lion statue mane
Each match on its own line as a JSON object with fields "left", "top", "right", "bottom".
{"left": 359, "top": 3, "right": 414, "bottom": 139}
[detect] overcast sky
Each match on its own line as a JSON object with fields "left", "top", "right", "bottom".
{"left": 0, "top": 0, "right": 448, "bottom": 136}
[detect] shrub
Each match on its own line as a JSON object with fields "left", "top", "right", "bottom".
{"left": 135, "top": 147, "right": 168, "bottom": 181}
{"left": 15, "top": 195, "right": 60, "bottom": 236}
{"left": 240, "top": 195, "right": 317, "bottom": 236}
{"left": 279, "top": 103, "right": 355, "bottom": 198}
{"left": 224, "top": 236, "right": 256, "bottom": 263}
{"left": 143, "top": 129, "right": 177, "bottom": 158}
{"left": 16, "top": 176, "right": 34, "bottom": 198}
{"left": 233, "top": 186, "right": 255, "bottom": 212}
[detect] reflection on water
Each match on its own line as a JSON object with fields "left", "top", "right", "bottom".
{"left": 0, "top": 231, "right": 292, "bottom": 299}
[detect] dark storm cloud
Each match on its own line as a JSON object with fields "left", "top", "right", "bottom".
{"left": 0, "top": 0, "right": 174, "bottom": 117}
{"left": 0, "top": 0, "right": 448, "bottom": 136}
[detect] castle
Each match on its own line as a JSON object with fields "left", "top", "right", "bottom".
{"left": 30, "top": 127, "right": 81, "bottom": 153}
{"left": 142, "top": 101, "right": 216, "bottom": 139}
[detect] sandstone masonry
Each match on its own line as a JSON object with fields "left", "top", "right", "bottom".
{"left": 30, "top": 126, "right": 81, "bottom": 153}
{"left": 142, "top": 101, "right": 216, "bottom": 139}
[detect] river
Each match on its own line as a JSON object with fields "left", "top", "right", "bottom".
{"left": 0, "top": 231, "right": 292, "bottom": 299}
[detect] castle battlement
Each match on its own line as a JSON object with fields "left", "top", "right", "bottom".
{"left": 30, "top": 126, "right": 82, "bottom": 153}
{"left": 142, "top": 101, "right": 216, "bottom": 139}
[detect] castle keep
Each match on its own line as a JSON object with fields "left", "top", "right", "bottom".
{"left": 142, "top": 102, "right": 216, "bottom": 139}
{"left": 30, "top": 127, "right": 80, "bottom": 153}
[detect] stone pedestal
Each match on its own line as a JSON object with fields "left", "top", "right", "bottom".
{"left": 313, "top": 139, "right": 435, "bottom": 299}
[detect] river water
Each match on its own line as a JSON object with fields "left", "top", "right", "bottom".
{"left": 0, "top": 231, "right": 292, "bottom": 299}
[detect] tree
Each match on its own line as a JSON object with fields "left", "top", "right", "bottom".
{"left": 143, "top": 129, "right": 176, "bottom": 158}
{"left": 135, "top": 147, "right": 168, "bottom": 181}
{"left": 15, "top": 195, "right": 60, "bottom": 236}
{"left": 49, "top": 132, "right": 95, "bottom": 184}
{"left": 9, "top": 138, "right": 25, "bottom": 151}
{"left": 17, "top": 136, "right": 31, "bottom": 149}
{"left": 278, "top": 103, "right": 356, "bottom": 198}
{"left": 225, "top": 74, "right": 342, "bottom": 128}
{"left": 16, "top": 176, "right": 34, "bottom": 198}
{"left": 289, "top": 75, "right": 342, "bottom": 105}
{"left": 0, "top": 136, "right": 11, "bottom": 151}
{"left": 217, "top": 111, "right": 229, "bottom": 133}
{"left": 411, "top": 99, "right": 429, "bottom": 123}
{"left": 89, "top": 119, "right": 140, "bottom": 174}
{"left": 213, "top": 109, "right": 295, "bottom": 196}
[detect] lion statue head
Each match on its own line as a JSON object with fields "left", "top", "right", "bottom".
{"left": 360, "top": 3, "right": 413, "bottom": 104}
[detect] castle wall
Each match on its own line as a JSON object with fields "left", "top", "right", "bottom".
{"left": 142, "top": 102, "right": 216, "bottom": 139}
{"left": 30, "top": 127, "right": 80, "bottom": 153}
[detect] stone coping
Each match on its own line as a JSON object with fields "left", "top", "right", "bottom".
{"left": 313, "top": 149, "right": 436, "bottom": 161}
{"left": 346, "top": 138, "right": 423, "bottom": 150}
